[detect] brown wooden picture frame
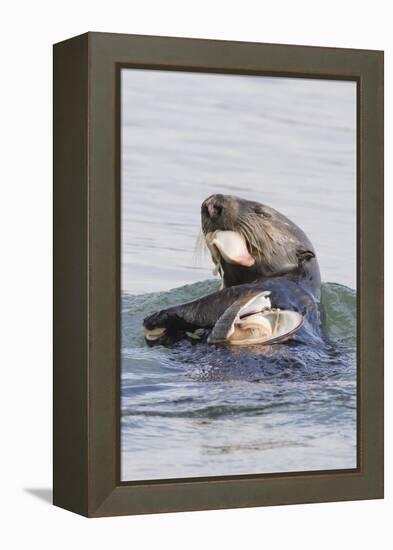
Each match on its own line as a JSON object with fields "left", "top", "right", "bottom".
{"left": 53, "top": 32, "right": 383, "bottom": 517}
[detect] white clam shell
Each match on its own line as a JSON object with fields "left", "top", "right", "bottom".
{"left": 205, "top": 230, "right": 255, "bottom": 267}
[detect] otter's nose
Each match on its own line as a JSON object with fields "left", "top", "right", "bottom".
{"left": 202, "top": 196, "right": 223, "bottom": 218}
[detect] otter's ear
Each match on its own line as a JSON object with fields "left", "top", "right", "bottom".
{"left": 253, "top": 205, "right": 271, "bottom": 218}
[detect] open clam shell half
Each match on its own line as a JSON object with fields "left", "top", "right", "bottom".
{"left": 207, "top": 291, "right": 304, "bottom": 346}
{"left": 205, "top": 230, "right": 255, "bottom": 269}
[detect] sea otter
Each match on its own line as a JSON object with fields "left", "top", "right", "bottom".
{"left": 143, "top": 194, "right": 322, "bottom": 348}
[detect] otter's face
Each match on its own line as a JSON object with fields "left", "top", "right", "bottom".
{"left": 201, "top": 193, "right": 273, "bottom": 281}
{"left": 201, "top": 193, "right": 320, "bottom": 290}
{"left": 201, "top": 193, "right": 272, "bottom": 248}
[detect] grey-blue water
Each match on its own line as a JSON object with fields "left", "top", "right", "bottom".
{"left": 120, "top": 69, "right": 357, "bottom": 481}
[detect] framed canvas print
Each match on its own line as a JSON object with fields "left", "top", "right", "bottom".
{"left": 53, "top": 32, "right": 383, "bottom": 517}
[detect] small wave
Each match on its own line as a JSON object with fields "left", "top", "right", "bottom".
{"left": 122, "top": 401, "right": 297, "bottom": 420}
{"left": 320, "top": 282, "right": 356, "bottom": 349}
{"left": 202, "top": 439, "right": 309, "bottom": 455}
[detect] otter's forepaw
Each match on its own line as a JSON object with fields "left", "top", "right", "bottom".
{"left": 143, "top": 309, "right": 173, "bottom": 330}
{"left": 143, "top": 308, "right": 191, "bottom": 347}
{"left": 143, "top": 311, "right": 165, "bottom": 343}
{"left": 143, "top": 309, "right": 179, "bottom": 346}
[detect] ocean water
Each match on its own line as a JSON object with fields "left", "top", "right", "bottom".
{"left": 120, "top": 69, "right": 357, "bottom": 481}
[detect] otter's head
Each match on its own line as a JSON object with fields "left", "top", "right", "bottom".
{"left": 201, "top": 194, "right": 320, "bottom": 292}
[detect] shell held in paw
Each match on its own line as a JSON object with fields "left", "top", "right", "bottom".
{"left": 143, "top": 326, "right": 167, "bottom": 342}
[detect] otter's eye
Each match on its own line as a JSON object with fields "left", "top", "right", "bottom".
{"left": 214, "top": 205, "right": 223, "bottom": 216}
